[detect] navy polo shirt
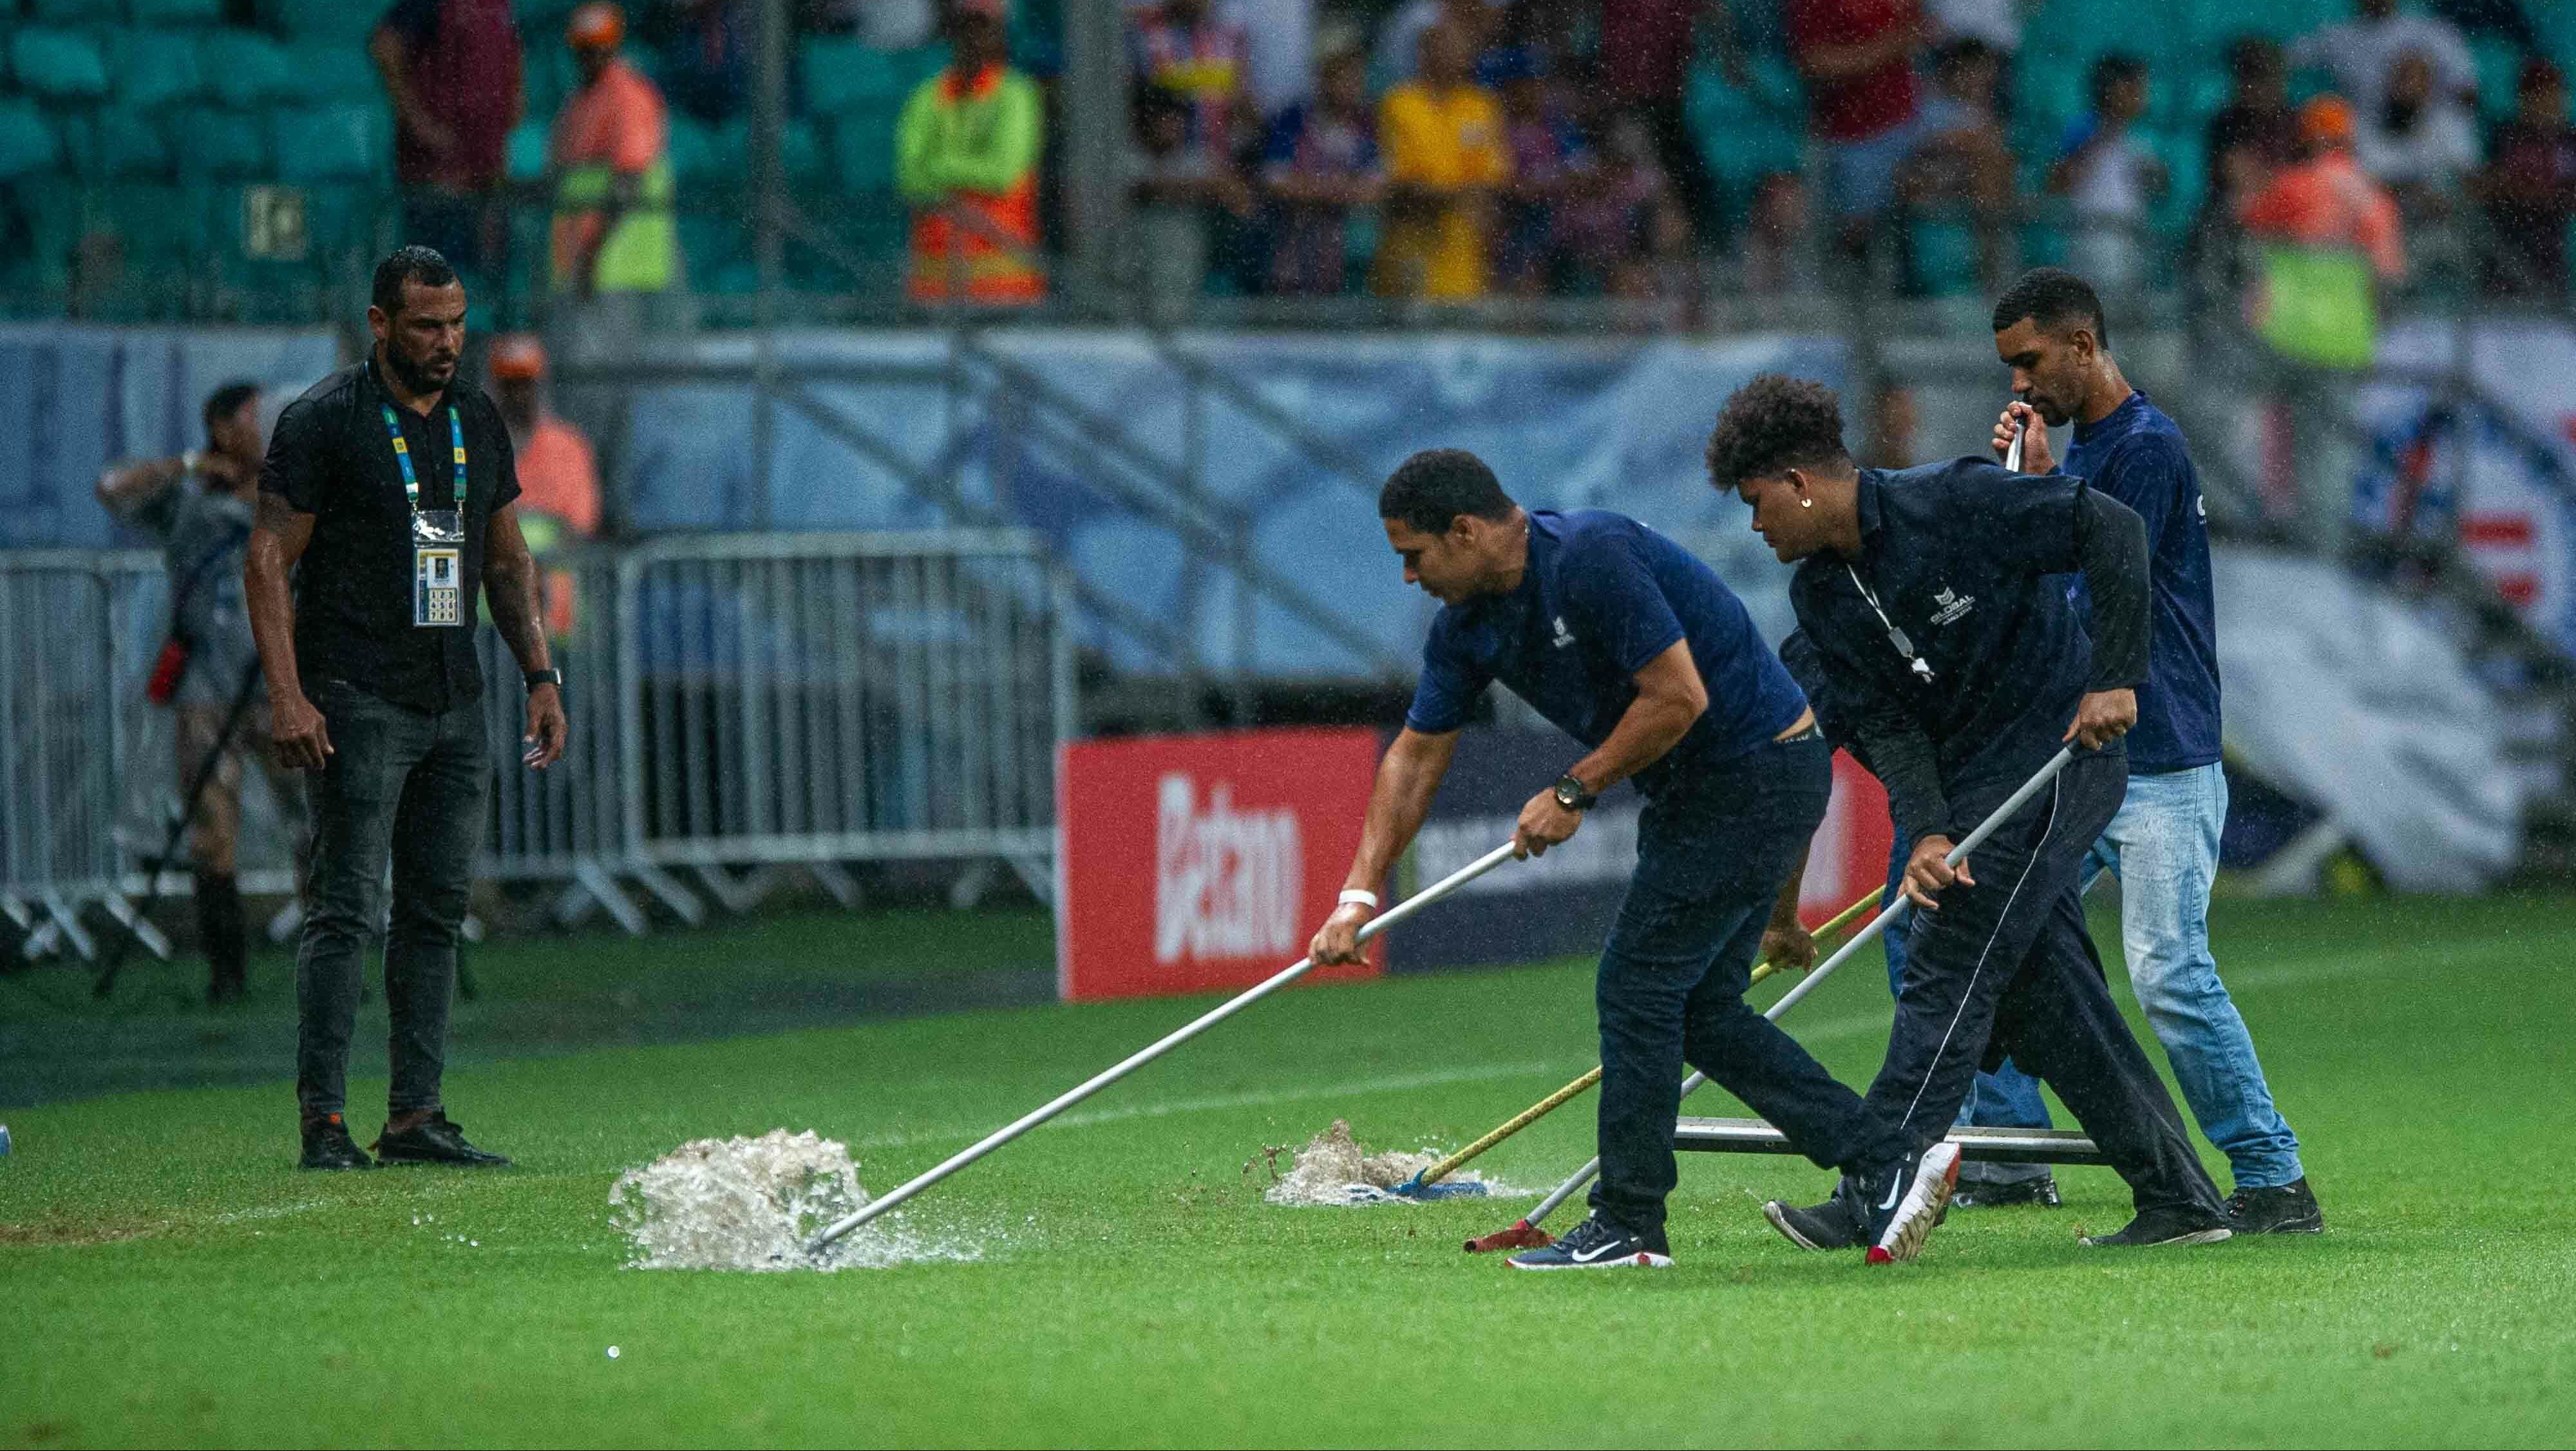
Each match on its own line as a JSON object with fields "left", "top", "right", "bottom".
{"left": 2060, "top": 390, "right": 2222, "bottom": 775}
{"left": 1406, "top": 509, "right": 1810, "bottom": 799}
{"left": 1788, "top": 461, "right": 2140, "bottom": 844}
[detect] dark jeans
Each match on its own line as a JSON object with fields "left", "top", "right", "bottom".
{"left": 1850, "top": 750, "right": 2222, "bottom": 1220}
{"left": 1589, "top": 733, "right": 1870, "bottom": 1235}
{"left": 295, "top": 679, "right": 490, "bottom": 1121}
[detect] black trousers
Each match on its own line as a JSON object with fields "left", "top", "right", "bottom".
{"left": 1850, "top": 749, "right": 2223, "bottom": 1220}
{"left": 1589, "top": 733, "right": 1871, "bottom": 1235}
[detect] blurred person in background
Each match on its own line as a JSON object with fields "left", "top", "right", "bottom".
{"left": 641, "top": 0, "right": 752, "bottom": 122}
{"left": 1787, "top": 0, "right": 1927, "bottom": 264}
{"left": 246, "top": 247, "right": 565, "bottom": 1173}
{"left": 1127, "top": 0, "right": 1255, "bottom": 167}
{"left": 1600, "top": 0, "right": 1723, "bottom": 244}
{"left": 2192, "top": 37, "right": 2299, "bottom": 294}
{"left": 1226, "top": 0, "right": 1316, "bottom": 124}
{"left": 1374, "top": 0, "right": 1501, "bottom": 91}
{"left": 97, "top": 381, "right": 310, "bottom": 1007}
{"left": 2474, "top": 58, "right": 2576, "bottom": 303}
{"left": 489, "top": 336, "right": 600, "bottom": 641}
{"left": 1260, "top": 46, "right": 1383, "bottom": 297}
{"left": 1551, "top": 111, "right": 1686, "bottom": 299}
{"left": 2293, "top": 0, "right": 2477, "bottom": 120}
{"left": 1126, "top": 82, "right": 1249, "bottom": 320}
{"left": 1899, "top": 36, "right": 2016, "bottom": 289}
{"left": 1491, "top": 48, "right": 1584, "bottom": 294}
{"left": 1374, "top": 21, "right": 1510, "bottom": 299}
{"left": 2046, "top": 53, "right": 2165, "bottom": 303}
{"left": 2240, "top": 97, "right": 2407, "bottom": 288}
{"left": 2354, "top": 50, "right": 2481, "bottom": 231}
{"left": 547, "top": 3, "right": 681, "bottom": 360}
{"left": 897, "top": 0, "right": 1046, "bottom": 306}
{"left": 372, "top": 0, "right": 523, "bottom": 283}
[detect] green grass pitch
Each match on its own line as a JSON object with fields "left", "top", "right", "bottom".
{"left": 4, "top": 894, "right": 2573, "bottom": 1446}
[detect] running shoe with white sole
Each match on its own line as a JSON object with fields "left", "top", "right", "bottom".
{"left": 1764, "top": 1179, "right": 1864, "bottom": 1251}
{"left": 2078, "top": 1204, "right": 2233, "bottom": 1248}
{"left": 1861, "top": 1142, "right": 1962, "bottom": 1266}
{"left": 1504, "top": 1215, "right": 1672, "bottom": 1270}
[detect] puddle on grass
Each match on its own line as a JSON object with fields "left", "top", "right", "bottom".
{"left": 610, "top": 1129, "right": 984, "bottom": 1272}
{"left": 1252, "top": 1119, "right": 1527, "bottom": 1206}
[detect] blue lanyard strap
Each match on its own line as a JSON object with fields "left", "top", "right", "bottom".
{"left": 380, "top": 402, "right": 466, "bottom": 513}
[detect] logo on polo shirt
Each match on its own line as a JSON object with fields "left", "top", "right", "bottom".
{"left": 1552, "top": 616, "right": 1575, "bottom": 649}
{"left": 1929, "top": 585, "right": 1976, "bottom": 626}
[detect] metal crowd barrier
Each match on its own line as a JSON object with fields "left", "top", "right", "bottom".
{"left": 6, "top": 529, "right": 1073, "bottom": 958}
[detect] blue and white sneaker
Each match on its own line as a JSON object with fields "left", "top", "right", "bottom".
{"left": 1504, "top": 1215, "right": 1673, "bottom": 1271}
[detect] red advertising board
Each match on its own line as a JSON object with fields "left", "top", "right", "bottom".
{"left": 1056, "top": 728, "right": 1383, "bottom": 1002}
{"left": 1800, "top": 752, "right": 1895, "bottom": 927}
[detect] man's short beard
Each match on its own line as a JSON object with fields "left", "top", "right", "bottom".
{"left": 383, "top": 341, "right": 450, "bottom": 396}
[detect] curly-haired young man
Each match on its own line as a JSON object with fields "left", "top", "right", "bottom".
{"left": 1710, "top": 373, "right": 2232, "bottom": 1254}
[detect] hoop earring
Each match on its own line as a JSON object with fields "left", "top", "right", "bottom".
{"left": 1799, "top": 497, "right": 1814, "bottom": 509}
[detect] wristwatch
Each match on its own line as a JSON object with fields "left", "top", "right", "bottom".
{"left": 1553, "top": 773, "right": 1598, "bottom": 811}
{"left": 525, "top": 669, "right": 564, "bottom": 691}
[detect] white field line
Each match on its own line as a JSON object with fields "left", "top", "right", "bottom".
{"left": 843, "top": 929, "right": 2533, "bottom": 1158}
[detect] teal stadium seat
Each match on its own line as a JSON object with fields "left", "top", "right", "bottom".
{"left": 802, "top": 36, "right": 905, "bottom": 114}
{"left": 287, "top": 40, "right": 388, "bottom": 104}
{"left": 101, "top": 180, "right": 206, "bottom": 269}
{"left": 2545, "top": 6, "right": 2576, "bottom": 75}
{"left": 506, "top": 119, "right": 549, "bottom": 184}
{"left": 171, "top": 107, "right": 269, "bottom": 180}
{"left": 6, "top": 175, "right": 89, "bottom": 298}
{"left": 26, "top": 0, "right": 122, "bottom": 22}
{"left": 833, "top": 103, "right": 900, "bottom": 193}
{"left": 668, "top": 113, "right": 723, "bottom": 185}
{"left": 1906, "top": 216, "right": 1982, "bottom": 297}
{"left": 11, "top": 29, "right": 111, "bottom": 102}
{"left": 263, "top": 0, "right": 384, "bottom": 43}
{"left": 2470, "top": 35, "right": 2524, "bottom": 122}
{"left": 0, "top": 103, "right": 62, "bottom": 180}
{"left": 107, "top": 30, "right": 206, "bottom": 110}
{"left": 198, "top": 30, "right": 299, "bottom": 108}
{"left": 61, "top": 107, "right": 175, "bottom": 177}
{"left": 129, "top": 0, "right": 227, "bottom": 24}
{"left": 270, "top": 104, "right": 388, "bottom": 183}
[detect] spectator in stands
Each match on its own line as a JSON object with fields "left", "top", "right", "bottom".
{"left": 2047, "top": 53, "right": 2166, "bottom": 300}
{"left": 1492, "top": 50, "right": 1586, "bottom": 293}
{"left": 2242, "top": 96, "right": 2407, "bottom": 281}
{"left": 1229, "top": 0, "right": 1317, "bottom": 122}
{"left": 1126, "top": 83, "right": 1250, "bottom": 320}
{"left": 2355, "top": 50, "right": 2481, "bottom": 224}
{"left": 1127, "top": 0, "right": 1256, "bottom": 169}
{"left": 642, "top": 0, "right": 751, "bottom": 122}
{"left": 1374, "top": 21, "right": 1510, "bottom": 299}
{"left": 372, "top": 0, "right": 523, "bottom": 283}
{"left": 1260, "top": 47, "right": 1384, "bottom": 297}
{"left": 2293, "top": 0, "right": 2477, "bottom": 119}
{"left": 1374, "top": 0, "right": 1502, "bottom": 91}
{"left": 1786, "top": 0, "right": 1929, "bottom": 261}
{"left": 2193, "top": 37, "right": 2301, "bottom": 296}
{"left": 1600, "top": 0, "right": 1723, "bottom": 243}
{"left": 489, "top": 336, "right": 600, "bottom": 639}
{"left": 96, "top": 381, "right": 310, "bottom": 1007}
{"left": 1924, "top": 0, "right": 2017, "bottom": 57}
{"left": 2474, "top": 59, "right": 2576, "bottom": 301}
{"left": 1899, "top": 36, "right": 2016, "bottom": 289}
{"left": 546, "top": 4, "right": 680, "bottom": 359}
{"left": 897, "top": 0, "right": 1046, "bottom": 306}
{"left": 1553, "top": 111, "right": 1689, "bottom": 299}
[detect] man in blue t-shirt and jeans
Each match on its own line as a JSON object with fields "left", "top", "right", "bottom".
{"left": 1981, "top": 267, "right": 2322, "bottom": 1235}
{"left": 1307, "top": 449, "right": 1884, "bottom": 1270}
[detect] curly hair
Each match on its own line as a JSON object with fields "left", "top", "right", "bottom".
{"left": 1704, "top": 374, "right": 1850, "bottom": 491}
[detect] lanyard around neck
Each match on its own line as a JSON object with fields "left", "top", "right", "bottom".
{"left": 380, "top": 400, "right": 465, "bottom": 514}
{"left": 1846, "top": 563, "right": 1937, "bottom": 685}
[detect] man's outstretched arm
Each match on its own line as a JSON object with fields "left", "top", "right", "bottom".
{"left": 1309, "top": 726, "right": 1459, "bottom": 965}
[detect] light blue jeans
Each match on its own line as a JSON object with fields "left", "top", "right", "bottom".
{"left": 1899, "top": 763, "right": 2306, "bottom": 1190}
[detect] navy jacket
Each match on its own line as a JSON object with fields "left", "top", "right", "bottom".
{"left": 1788, "top": 460, "right": 2152, "bottom": 848}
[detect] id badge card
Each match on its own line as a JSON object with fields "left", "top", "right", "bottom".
{"left": 412, "top": 509, "right": 466, "bottom": 628}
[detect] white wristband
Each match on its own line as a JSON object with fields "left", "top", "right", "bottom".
{"left": 1337, "top": 889, "right": 1379, "bottom": 911}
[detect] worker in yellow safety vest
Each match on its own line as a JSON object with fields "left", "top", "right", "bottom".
{"left": 549, "top": 3, "right": 675, "bottom": 299}
{"left": 896, "top": 0, "right": 1046, "bottom": 305}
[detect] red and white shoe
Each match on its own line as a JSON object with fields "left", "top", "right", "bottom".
{"left": 1863, "top": 1142, "right": 1962, "bottom": 1266}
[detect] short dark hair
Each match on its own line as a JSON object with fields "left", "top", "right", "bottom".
{"left": 2088, "top": 52, "right": 2147, "bottom": 106}
{"left": 202, "top": 379, "right": 260, "bottom": 439}
{"left": 1704, "top": 374, "right": 1849, "bottom": 491}
{"left": 1379, "top": 449, "right": 1515, "bottom": 534}
{"left": 372, "top": 244, "right": 459, "bottom": 317}
{"left": 1992, "top": 265, "right": 2110, "bottom": 350}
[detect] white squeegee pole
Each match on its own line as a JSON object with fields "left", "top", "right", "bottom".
{"left": 1515, "top": 746, "right": 2076, "bottom": 1231}
{"left": 811, "top": 840, "right": 1524, "bottom": 1250}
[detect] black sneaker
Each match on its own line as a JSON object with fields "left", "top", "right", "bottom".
{"left": 373, "top": 1112, "right": 511, "bottom": 1168}
{"left": 299, "top": 1114, "right": 374, "bottom": 1171}
{"left": 1952, "top": 1171, "right": 2061, "bottom": 1209}
{"left": 1860, "top": 1142, "right": 1962, "bottom": 1265}
{"left": 2225, "top": 1177, "right": 2324, "bottom": 1235}
{"left": 1764, "top": 1179, "right": 1864, "bottom": 1251}
{"left": 1504, "top": 1215, "right": 1673, "bottom": 1270}
{"left": 2078, "top": 1203, "right": 2233, "bottom": 1248}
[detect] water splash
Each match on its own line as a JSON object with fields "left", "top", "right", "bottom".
{"left": 1256, "top": 1119, "right": 1514, "bottom": 1206}
{"left": 609, "top": 1129, "right": 981, "bottom": 1271}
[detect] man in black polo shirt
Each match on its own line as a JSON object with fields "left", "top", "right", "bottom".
{"left": 1707, "top": 374, "right": 2230, "bottom": 1255}
{"left": 245, "top": 246, "right": 567, "bottom": 1171}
